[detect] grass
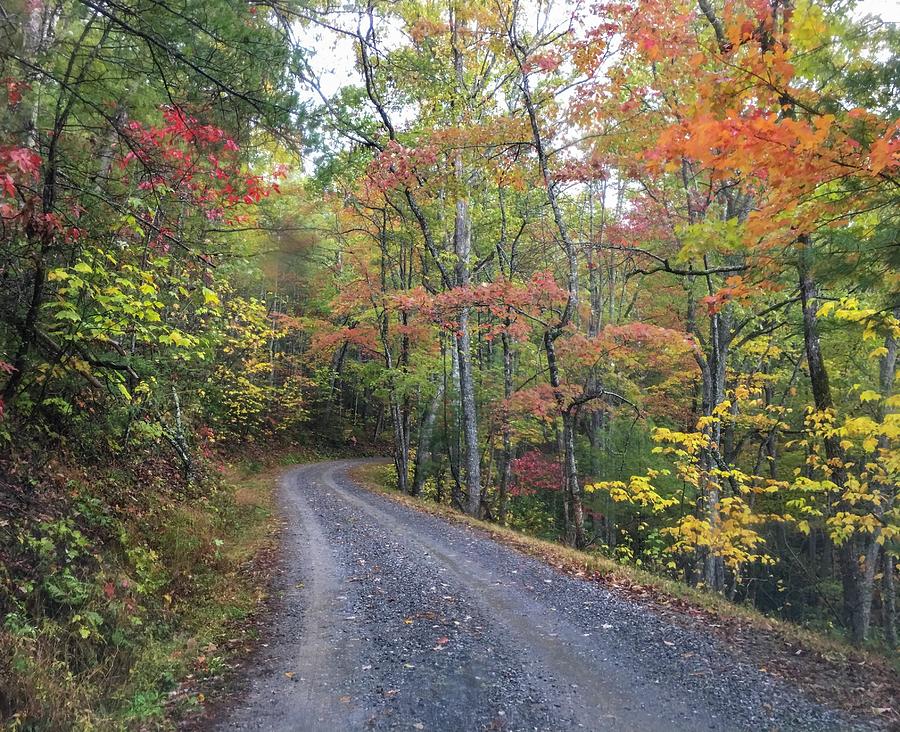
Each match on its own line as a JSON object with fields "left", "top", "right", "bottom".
{"left": 156, "top": 456, "right": 286, "bottom": 726}
{"left": 349, "top": 462, "right": 900, "bottom": 725}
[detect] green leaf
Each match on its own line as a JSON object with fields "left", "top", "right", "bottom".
{"left": 54, "top": 308, "right": 81, "bottom": 322}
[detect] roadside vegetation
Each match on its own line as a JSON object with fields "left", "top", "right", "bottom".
{"left": 1, "top": 0, "right": 898, "bottom": 727}
{"left": 0, "top": 444, "right": 293, "bottom": 729}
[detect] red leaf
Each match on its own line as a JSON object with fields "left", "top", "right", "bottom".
{"left": 8, "top": 147, "right": 41, "bottom": 175}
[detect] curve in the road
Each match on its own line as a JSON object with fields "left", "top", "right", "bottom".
{"left": 219, "top": 459, "right": 860, "bottom": 732}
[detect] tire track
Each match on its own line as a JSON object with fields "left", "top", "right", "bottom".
{"left": 219, "top": 459, "right": 861, "bottom": 732}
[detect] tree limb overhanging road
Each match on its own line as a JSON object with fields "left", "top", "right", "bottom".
{"left": 219, "top": 460, "right": 862, "bottom": 732}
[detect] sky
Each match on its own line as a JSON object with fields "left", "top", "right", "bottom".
{"left": 857, "top": 0, "right": 900, "bottom": 22}
{"left": 302, "top": 0, "right": 900, "bottom": 103}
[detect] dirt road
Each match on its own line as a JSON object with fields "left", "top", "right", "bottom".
{"left": 218, "top": 459, "right": 860, "bottom": 731}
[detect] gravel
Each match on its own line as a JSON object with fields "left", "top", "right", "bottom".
{"left": 217, "top": 459, "right": 865, "bottom": 732}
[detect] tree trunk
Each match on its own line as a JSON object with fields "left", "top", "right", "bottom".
{"left": 447, "top": 337, "right": 464, "bottom": 510}
{"left": 391, "top": 398, "right": 410, "bottom": 495}
{"left": 512, "top": 34, "right": 585, "bottom": 546}
{"left": 451, "top": 10, "right": 482, "bottom": 517}
{"left": 884, "top": 552, "right": 897, "bottom": 649}
{"left": 545, "top": 331, "right": 585, "bottom": 547}
{"left": 412, "top": 379, "right": 444, "bottom": 496}
{"left": 457, "top": 307, "right": 481, "bottom": 515}
{"left": 165, "top": 387, "right": 194, "bottom": 483}
{"left": 798, "top": 249, "right": 875, "bottom": 644}
{"left": 877, "top": 309, "right": 898, "bottom": 647}
{"left": 497, "top": 329, "right": 513, "bottom": 523}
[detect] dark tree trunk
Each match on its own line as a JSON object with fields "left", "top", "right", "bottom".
{"left": 798, "top": 249, "right": 878, "bottom": 645}
{"left": 884, "top": 552, "right": 897, "bottom": 649}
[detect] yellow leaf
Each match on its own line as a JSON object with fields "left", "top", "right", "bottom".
{"left": 202, "top": 287, "right": 221, "bottom": 306}
{"left": 859, "top": 390, "right": 881, "bottom": 403}
{"left": 816, "top": 301, "right": 836, "bottom": 318}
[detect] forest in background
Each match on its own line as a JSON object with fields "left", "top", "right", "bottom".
{"left": 0, "top": 0, "right": 898, "bottom": 725}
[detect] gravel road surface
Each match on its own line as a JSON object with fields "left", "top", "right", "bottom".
{"left": 218, "top": 459, "right": 862, "bottom": 731}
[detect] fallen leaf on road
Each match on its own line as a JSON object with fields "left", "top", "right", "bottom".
{"left": 284, "top": 672, "right": 294, "bottom": 679}
{"left": 339, "top": 695, "right": 351, "bottom": 704}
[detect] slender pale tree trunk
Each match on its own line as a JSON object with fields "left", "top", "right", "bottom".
{"left": 381, "top": 314, "right": 409, "bottom": 494}
{"left": 375, "top": 221, "right": 410, "bottom": 494}
{"left": 497, "top": 329, "right": 513, "bottom": 523}
{"left": 3, "top": 7, "right": 63, "bottom": 402}
{"left": 451, "top": 7, "right": 482, "bottom": 516}
{"left": 545, "top": 331, "right": 586, "bottom": 547}
{"left": 702, "top": 303, "right": 729, "bottom": 592}
{"left": 507, "top": 25, "right": 586, "bottom": 546}
{"left": 456, "top": 302, "right": 481, "bottom": 514}
{"left": 447, "top": 336, "right": 464, "bottom": 509}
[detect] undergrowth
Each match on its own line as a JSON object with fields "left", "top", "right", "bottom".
{"left": 0, "top": 442, "right": 318, "bottom": 731}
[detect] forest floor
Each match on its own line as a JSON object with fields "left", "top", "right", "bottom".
{"left": 201, "top": 459, "right": 895, "bottom": 732}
